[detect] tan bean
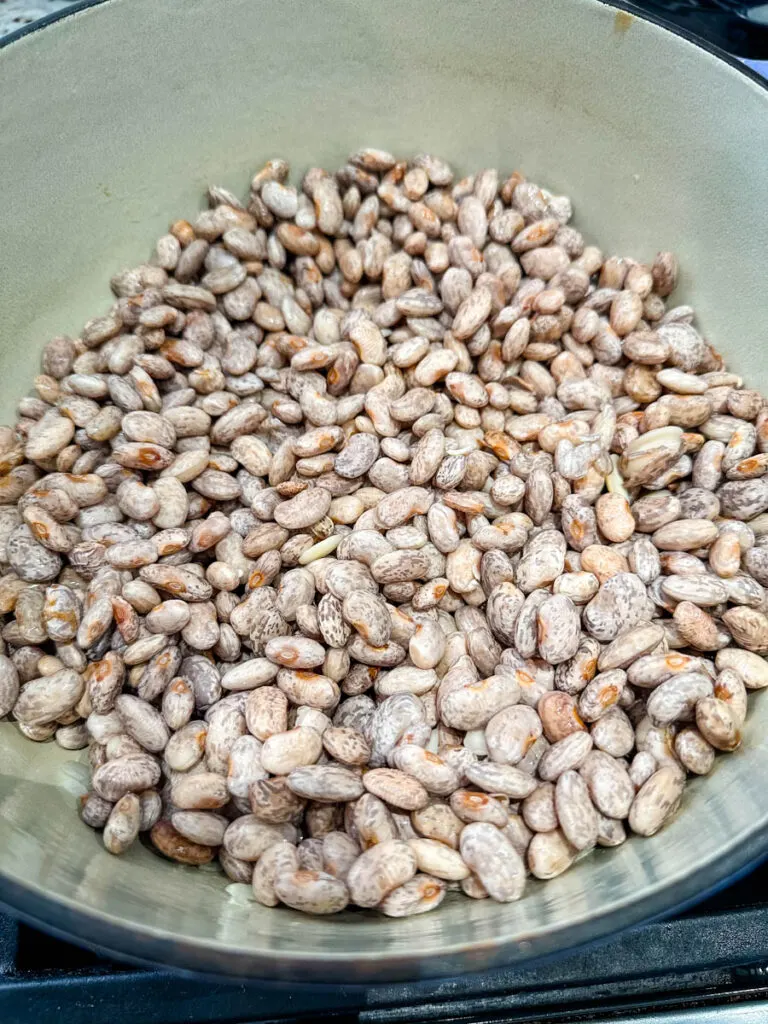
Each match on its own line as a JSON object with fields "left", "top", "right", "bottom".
{"left": 223, "top": 816, "right": 297, "bottom": 862}
{"left": 597, "top": 623, "right": 665, "bottom": 672}
{"left": 150, "top": 819, "right": 215, "bottom": 866}
{"left": 538, "top": 691, "right": 587, "bottom": 743}
{"left": 363, "top": 767, "right": 429, "bottom": 810}
{"left": 674, "top": 727, "right": 715, "bottom": 775}
{"left": 646, "top": 672, "right": 713, "bottom": 726}
{"left": 249, "top": 777, "right": 306, "bottom": 823}
{"left": 722, "top": 606, "right": 768, "bottom": 654}
{"left": 261, "top": 727, "right": 323, "bottom": 775}
{"left": 590, "top": 707, "right": 635, "bottom": 757}
{"left": 92, "top": 753, "right": 161, "bottom": 801}
{"left": 115, "top": 694, "right": 169, "bottom": 754}
{"left": 252, "top": 841, "right": 300, "bottom": 907}
{"left": 554, "top": 769, "right": 598, "bottom": 850}
{"left": 439, "top": 672, "right": 520, "bottom": 732}
{"left": 716, "top": 647, "right": 768, "bottom": 690}
{"left": 583, "top": 573, "right": 648, "bottom": 642}
{"left": 628, "top": 766, "right": 685, "bottom": 836}
{"left": 265, "top": 636, "right": 326, "bottom": 669}
{"left": 13, "top": 669, "right": 83, "bottom": 726}
{"left": 628, "top": 651, "right": 706, "bottom": 689}
{"left": 346, "top": 840, "right": 417, "bottom": 907}
{"left": 695, "top": 697, "right": 741, "bottom": 751}
{"left": 578, "top": 669, "right": 626, "bottom": 723}
{"left": 713, "top": 668, "right": 748, "bottom": 725}
{"left": 317, "top": 830, "right": 358, "bottom": 881}
{"left": 0, "top": 655, "right": 20, "bottom": 717}
{"left": 274, "top": 487, "right": 333, "bottom": 530}
{"left": 101, "top": 794, "right": 141, "bottom": 855}
{"left": 629, "top": 751, "right": 658, "bottom": 790}
{"left": 537, "top": 730, "right": 594, "bottom": 782}
{"left": 580, "top": 750, "right": 634, "bottom": 819}
{"left": 146, "top": 600, "right": 191, "bottom": 635}
{"left": 527, "top": 829, "right": 576, "bottom": 879}
{"left": 537, "top": 594, "right": 581, "bottom": 664}
{"left": 484, "top": 701, "right": 542, "bottom": 764}
{"left": 79, "top": 791, "right": 113, "bottom": 829}
{"left": 226, "top": 734, "right": 267, "bottom": 798}
{"left": 460, "top": 822, "right": 526, "bottom": 902}
{"left": 287, "top": 764, "right": 364, "bottom": 802}
{"left": 171, "top": 772, "right": 229, "bottom": 810}
{"left": 170, "top": 810, "right": 227, "bottom": 847}
{"left": 393, "top": 745, "right": 460, "bottom": 795}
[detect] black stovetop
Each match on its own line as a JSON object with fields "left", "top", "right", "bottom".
{"left": 635, "top": 1, "right": 768, "bottom": 60}
{"left": 2, "top": 858, "right": 768, "bottom": 1024}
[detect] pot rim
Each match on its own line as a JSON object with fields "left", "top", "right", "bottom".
{"left": 3, "top": 0, "right": 768, "bottom": 97}
{"left": 1, "top": 0, "right": 768, "bottom": 984}
{"left": 1, "top": 830, "right": 766, "bottom": 984}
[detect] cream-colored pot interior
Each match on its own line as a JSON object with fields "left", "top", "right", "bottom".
{"left": 1, "top": 0, "right": 768, "bottom": 984}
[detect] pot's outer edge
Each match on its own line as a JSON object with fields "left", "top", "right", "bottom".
{"left": 1, "top": 841, "right": 768, "bottom": 986}
{"left": 4, "top": 0, "right": 768, "bottom": 92}
{"left": 1, "top": 0, "right": 768, "bottom": 984}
